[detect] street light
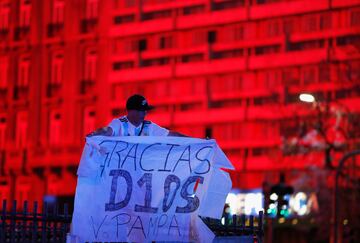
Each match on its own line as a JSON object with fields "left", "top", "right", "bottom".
{"left": 297, "top": 93, "right": 350, "bottom": 169}
{"left": 299, "top": 93, "right": 315, "bottom": 103}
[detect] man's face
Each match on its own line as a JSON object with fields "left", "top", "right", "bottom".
{"left": 137, "top": 110, "right": 147, "bottom": 122}
{"left": 128, "top": 109, "right": 147, "bottom": 123}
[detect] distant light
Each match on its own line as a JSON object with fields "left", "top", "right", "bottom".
{"left": 225, "top": 193, "right": 238, "bottom": 215}
{"left": 290, "top": 192, "right": 308, "bottom": 216}
{"left": 278, "top": 217, "right": 285, "bottom": 224}
{"left": 270, "top": 193, "right": 278, "bottom": 201}
{"left": 343, "top": 219, "right": 348, "bottom": 225}
{"left": 292, "top": 219, "right": 298, "bottom": 225}
{"left": 299, "top": 93, "right": 315, "bottom": 103}
{"left": 226, "top": 191, "right": 263, "bottom": 216}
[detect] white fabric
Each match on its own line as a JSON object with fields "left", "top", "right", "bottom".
{"left": 108, "top": 116, "right": 169, "bottom": 136}
{"left": 71, "top": 136, "right": 234, "bottom": 243}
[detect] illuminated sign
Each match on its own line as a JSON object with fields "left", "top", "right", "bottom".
{"left": 225, "top": 189, "right": 264, "bottom": 216}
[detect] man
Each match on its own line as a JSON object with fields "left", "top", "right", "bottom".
{"left": 88, "top": 94, "right": 187, "bottom": 137}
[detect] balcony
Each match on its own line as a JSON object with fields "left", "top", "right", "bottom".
{"left": 175, "top": 57, "right": 247, "bottom": 77}
{"left": 109, "top": 65, "right": 173, "bottom": 83}
{"left": 110, "top": 17, "right": 174, "bottom": 37}
{"left": 248, "top": 49, "right": 328, "bottom": 69}
{"left": 142, "top": 0, "right": 207, "bottom": 12}
{"left": 332, "top": 0, "right": 360, "bottom": 7}
{"left": 177, "top": 8, "right": 247, "bottom": 29}
{"left": 250, "top": 0, "right": 328, "bottom": 19}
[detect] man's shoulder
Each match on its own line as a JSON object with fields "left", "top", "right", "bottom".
{"left": 118, "top": 117, "right": 128, "bottom": 122}
{"left": 119, "top": 117, "right": 128, "bottom": 122}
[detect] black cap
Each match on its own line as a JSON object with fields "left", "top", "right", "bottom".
{"left": 126, "top": 94, "right": 154, "bottom": 111}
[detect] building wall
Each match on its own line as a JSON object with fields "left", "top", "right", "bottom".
{"left": 0, "top": 0, "right": 359, "bottom": 206}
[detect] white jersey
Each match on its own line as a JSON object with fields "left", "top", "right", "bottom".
{"left": 108, "top": 116, "right": 169, "bottom": 136}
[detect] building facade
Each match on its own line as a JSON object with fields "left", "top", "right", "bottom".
{"left": 0, "top": 0, "right": 359, "bottom": 213}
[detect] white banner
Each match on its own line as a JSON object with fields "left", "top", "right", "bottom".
{"left": 71, "top": 136, "right": 234, "bottom": 243}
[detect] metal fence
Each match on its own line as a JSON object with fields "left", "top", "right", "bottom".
{"left": 0, "top": 200, "right": 71, "bottom": 243}
{"left": 203, "top": 211, "right": 264, "bottom": 243}
{"left": 0, "top": 199, "right": 263, "bottom": 243}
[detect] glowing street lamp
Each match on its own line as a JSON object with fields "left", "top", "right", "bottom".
{"left": 299, "top": 93, "right": 315, "bottom": 103}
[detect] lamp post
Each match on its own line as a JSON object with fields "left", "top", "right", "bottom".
{"left": 298, "top": 93, "right": 360, "bottom": 242}
{"left": 334, "top": 150, "right": 360, "bottom": 243}
{"left": 298, "top": 93, "right": 349, "bottom": 169}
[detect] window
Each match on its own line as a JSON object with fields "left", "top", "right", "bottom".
{"left": 113, "top": 38, "right": 138, "bottom": 54}
{"left": 50, "top": 52, "right": 63, "bottom": 85}
{"left": 212, "top": 49, "right": 244, "bottom": 59}
{"left": 205, "top": 127, "right": 212, "bottom": 139}
{"left": 0, "top": 116, "right": 6, "bottom": 149}
{"left": 302, "top": 66, "right": 317, "bottom": 85}
{"left": 263, "top": 69, "right": 282, "bottom": 88}
{"left": 350, "top": 9, "right": 360, "bottom": 26}
{"left": 114, "top": 15, "right": 135, "bottom": 24}
{"left": 169, "top": 78, "right": 205, "bottom": 97}
{"left": 267, "top": 20, "right": 281, "bottom": 37}
{"left": 210, "top": 74, "right": 243, "bottom": 94}
{"left": 289, "top": 40, "right": 324, "bottom": 51}
{"left": 19, "top": 0, "right": 31, "bottom": 27}
{"left": 255, "top": 45, "right": 280, "bottom": 55}
{"left": 181, "top": 54, "right": 203, "bottom": 63}
{"left": 85, "top": 0, "right": 98, "bottom": 19}
{"left": 83, "top": 107, "right": 95, "bottom": 138}
{"left": 49, "top": 111, "right": 61, "bottom": 146}
{"left": 15, "top": 112, "right": 28, "bottom": 148}
{"left": 319, "top": 12, "right": 332, "bottom": 30}
{"left": 112, "top": 61, "right": 134, "bottom": 70}
{"left": 233, "top": 25, "right": 245, "bottom": 41}
{"left": 52, "top": 0, "right": 65, "bottom": 24}
{"left": 283, "top": 17, "right": 298, "bottom": 34}
{"left": 319, "top": 64, "right": 330, "bottom": 83}
{"left": 0, "top": 2, "right": 10, "bottom": 30}
{"left": 159, "top": 35, "right": 173, "bottom": 49}
{"left": 17, "top": 55, "right": 30, "bottom": 87}
{"left": 208, "top": 31, "right": 217, "bottom": 44}
{"left": 138, "top": 39, "right": 147, "bottom": 51}
{"left": 282, "top": 68, "right": 300, "bottom": 86}
{"left": 212, "top": 0, "right": 245, "bottom": 11}
{"left": 142, "top": 57, "right": 170, "bottom": 67}
{"left": 179, "top": 30, "right": 206, "bottom": 48}
{"left": 142, "top": 10, "right": 172, "bottom": 21}
{"left": 302, "top": 15, "right": 318, "bottom": 32}
{"left": 252, "top": 147, "right": 267, "bottom": 157}
{"left": 0, "top": 57, "right": 8, "bottom": 88}
{"left": 114, "top": 0, "right": 136, "bottom": 8}
{"left": 182, "top": 5, "right": 205, "bottom": 15}
{"left": 83, "top": 49, "right": 97, "bottom": 81}
{"left": 212, "top": 123, "right": 241, "bottom": 141}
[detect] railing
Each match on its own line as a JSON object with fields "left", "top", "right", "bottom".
{"left": 0, "top": 200, "right": 71, "bottom": 243}
{"left": 203, "top": 211, "right": 264, "bottom": 242}
{"left": 0, "top": 199, "right": 263, "bottom": 243}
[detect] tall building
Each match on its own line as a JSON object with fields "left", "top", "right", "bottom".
{"left": 0, "top": 0, "right": 359, "bottom": 213}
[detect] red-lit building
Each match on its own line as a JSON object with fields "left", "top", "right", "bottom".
{"left": 0, "top": 0, "right": 359, "bottom": 222}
